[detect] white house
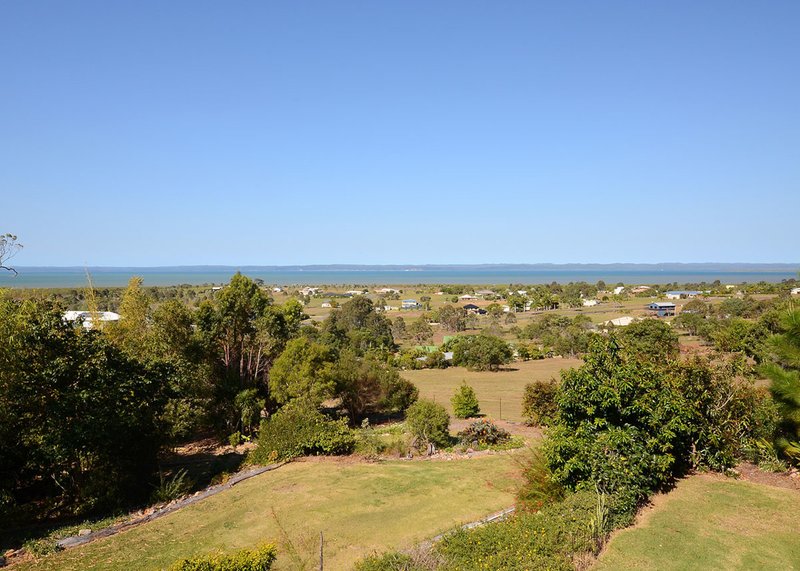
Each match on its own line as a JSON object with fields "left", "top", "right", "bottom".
{"left": 321, "top": 302, "right": 332, "bottom": 308}
{"left": 345, "top": 290, "right": 365, "bottom": 296}
{"left": 272, "top": 287, "right": 283, "bottom": 293}
{"left": 376, "top": 288, "right": 400, "bottom": 295}
{"left": 299, "top": 287, "right": 320, "bottom": 296}
{"left": 791, "top": 287, "right": 800, "bottom": 295}
{"left": 665, "top": 290, "right": 701, "bottom": 300}
{"left": 459, "top": 294, "right": 478, "bottom": 301}
{"left": 603, "top": 316, "right": 638, "bottom": 327}
{"left": 63, "top": 310, "right": 121, "bottom": 330}
{"left": 613, "top": 286, "right": 625, "bottom": 295}
{"left": 402, "top": 299, "right": 422, "bottom": 310}
{"left": 582, "top": 299, "right": 599, "bottom": 307}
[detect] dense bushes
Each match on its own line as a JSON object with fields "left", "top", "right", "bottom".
{"left": 457, "top": 420, "right": 510, "bottom": 446}
{"left": 450, "top": 382, "right": 480, "bottom": 418}
{"left": 446, "top": 334, "right": 512, "bottom": 371}
{"left": 0, "top": 297, "right": 168, "bottom": 518}
{"left": 169, "top": 544, "right": 277, "bottom": 570}
{"left": 405, "top": 400, "right": 450, "bottom": 448}
{"left": 522, "top": 379, "right": 558, "bottom": 426}
{"left": 545, "top": 337, "right": 778, "bottom": 511}
{"left": 251, "top": 401, "right": 355, "bottom": 462}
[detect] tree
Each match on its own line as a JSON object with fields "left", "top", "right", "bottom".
{"left": 618, "top": 319, "right": 679, "bottom": 363}
{"left": 392, "top": 316, "right": 408, "bottom": 341}
{"left": 0, "top": 296, "right": 168, "bottom": 517}
{"left": 408, "top": 317, "right": 433, "bottom": 344}
{"left": 0, "top": 233, "right": 22, "bottom": 275}
{"left": 322, "top": 297, "right": 394, "bottom": 353}
{"left": 451, "top": 382, "right": 480, "bottom": 418}
{"left": 449, "top": 334, "right": 513, "bottom": 371}
{"left": 762, "top": 308, "right": 800, "bottom": 460}
{"left": 438, "top": 304, "right": 466, "bottom": 332}
{"left": 106, "top": 276, "right": 151, "bottom": 356}
{"left": 268, "top": 337, "right": 336, "bottom": 406}
{"left": 406, "top": 400, "right": 450, "bottom": 449}
{"left": 333, "top": 351, "right": 418, "bottom": 423}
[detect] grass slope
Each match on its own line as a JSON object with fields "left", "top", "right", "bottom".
{"left": 594, "top": 475, "right": 800, "bottom": 571}
{"left": 402, "top": 358, "right": 581, "bottom": 422}
{"left": 19, "top": 454, "right": 520, "bottom": 571}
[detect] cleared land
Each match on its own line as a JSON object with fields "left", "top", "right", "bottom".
{"left": 18, "top": 454, "right": 521, "bottom": 571}
{"left": 594, "top": 474, "right": 800, "bottom": 570}
{"left": 402, "top": 358, "right": 582, "bottom": 422}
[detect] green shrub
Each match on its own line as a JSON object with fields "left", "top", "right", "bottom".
{"left": 405, "top": 400, "right": 450, "bottom": 448}
{"left": 251, "top": 401, "right": 355, "bottom": 463}
{"left": 522, "top": 379, "right": 558, "bottom": 426}
{"left": 151, "top": 468, "right": 193, "bottom": 504}
{"left": 169, "top": 543, "right": 277, "bottom": 570}
{"left": 353, "top": 551, "right": 422, "bottom": 571}
{"left": 457, "top": 420, "right": 510, "bottom": 446}
{"left": 451, "top": 382, "right": 480, "bottom": 418}
{"left": 436, "top": 490, "right": 632, "bottom": 571}
{"left": 354, "top": 424, "right": 412, "bottom": 458}
{"left": 516, "top": 448, "right": 564, "bottom": 512}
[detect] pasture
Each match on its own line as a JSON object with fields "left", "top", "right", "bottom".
{"left": 402, "top": 358, "right": 582, "bottom": 422}
{"left": 17, "top": 454, "right": 521, "bottom": 571}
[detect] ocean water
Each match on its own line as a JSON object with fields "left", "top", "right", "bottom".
{"left": 1, "top": 266, "right": 797, "bottom": 288}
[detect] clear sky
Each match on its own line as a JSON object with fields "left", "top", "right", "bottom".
{"left": 2, "top": 1, "right": 798, "bottom": 266}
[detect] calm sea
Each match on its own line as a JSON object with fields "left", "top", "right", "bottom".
{"left": 1, "top": 266, "right": 798, "bottom": 288}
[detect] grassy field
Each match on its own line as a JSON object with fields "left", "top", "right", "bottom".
{"left": 594, "top": 475, "right": 800, "bottom": 570}
{"left": 402, "top": 358, "right": 582, "bottom": 422}
{"left": 18, "top": 454, "right": 521, "bottom": 571}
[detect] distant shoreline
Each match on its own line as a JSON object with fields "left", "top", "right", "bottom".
{"left": 1, "top": 263, "right": 797, "bottom": 288}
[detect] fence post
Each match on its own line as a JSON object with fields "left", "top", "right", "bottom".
{"left": 319, "top": 531, "right": 324, "bottom": 571}
{"left": 499, "top": 397, "right": 502, "bottom": 420}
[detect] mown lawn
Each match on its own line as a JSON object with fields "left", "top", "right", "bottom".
{"left": 594, "top": 475, "right": 800, "bottom": 570}
{"left": 18, "top": 454, "right": 521, "bottom": 571}
{"left": 402, "top": 358, "right": 581, "bottom": 422}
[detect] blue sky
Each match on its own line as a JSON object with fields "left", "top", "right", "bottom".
{"left": 2, "top": 1, "right": 798, "bottom": 266}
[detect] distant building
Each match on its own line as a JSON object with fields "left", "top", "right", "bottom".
{"left": 630, "top": 286, "right": 652, "bottom": 294}
{"left": 603, "top": 316, "right": 638, "bottom": 327}
{"left": 272, "top": 287, "right": 283, "bottom": 293}
{"left": 63, "top": 310, "right": 120, "bottom": 330}
{"left": 459, "top": 294, "right": 478, "bottom": 301}
{"left": 582, "top": 299, "right": 599, "bottom": 307}
{"left": 613, "top": 286, "right": 625, "bottom": 295}
{"left": 665, "top": 290, "right": 701, "bottom": 300}
{"left": 648, "top": 302, "right": 676, "bottom": 317}
{"left": 376, "top": 288, "right": 400, "bottom": 295}
{"left": 299, "top": 287, "right": 320, "bottom": 296}
{"left": 791, "top": 287, "right": 800, "bottom": 295}
{"left": 475, "top": 289, "right": 495, "bottom": 297}
{"left": 345, "top": 290, "right": 365, "bottom": 296}
{"left": 321, "top": 302, "right": 332, "bottom": 308}
{"left": 402, "top": 299, "right": 421, "bottom": 310}
{"left": 463, "top": 303, "right": 486, "bottom": 315}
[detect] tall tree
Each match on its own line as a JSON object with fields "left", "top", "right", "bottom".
{"left": 762, "top": 308, "right": 800, "bottom": 460}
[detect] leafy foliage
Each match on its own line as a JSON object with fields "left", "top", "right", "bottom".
{"left": 456, "top": 420, "right": 510, "bottom": 446}
{"left": 522, "top": 379, "right": 558, "bottom": 426}
{"left": 0, "top": 296, "right": 168, "bottom": 517}
{"left": 251, "top": 401, "right": 355, "bottom": 462}
{"left": 617, "top": 318, "right": 679, "bottom": 363}
{"left": 446, "top": 334, "right": 512, "bottom": 371}
{"left": 168, "top": 543, "right": 277, "bottom": 571}
{"left": 405, "top": 400, "right": 451, "bottom": 448}
{"left": 450, "top": 382, "right": 480, "bottom": 418}
{"left": 762, "top": 307, "right": 800, "bottom": 461}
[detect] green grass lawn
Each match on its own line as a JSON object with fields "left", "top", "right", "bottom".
{"left": 18, "top": 454, "right": 521, "bottom": 571}
{"left": 594, "top": 475, "right": 800, "bottom": 571}
{"left": 402, "top": 358, "right": 581, "bottom": 422}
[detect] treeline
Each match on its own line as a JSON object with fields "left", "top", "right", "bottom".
{"left": 0, "top": 273, "right": 417, "bottom": 524}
